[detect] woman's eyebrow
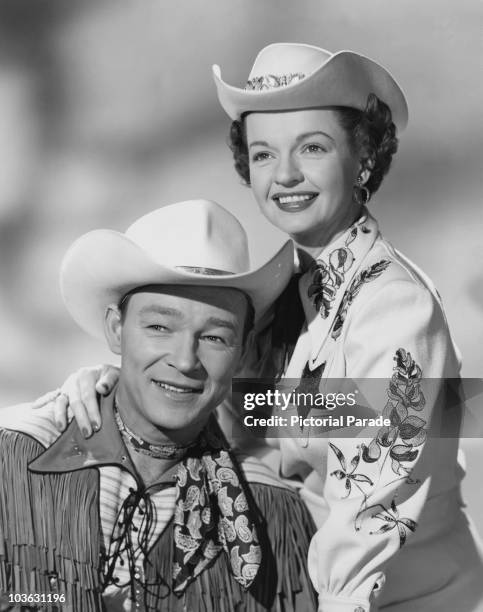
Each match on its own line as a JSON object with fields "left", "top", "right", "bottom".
{"left": 295, "top": 130, "right": 335, "bottom": 144}
{"left": 248, "top": 140, "right": 270, "bottom": 149}
{"left": 248, "top": 131, "right": 335, "bottom": 150}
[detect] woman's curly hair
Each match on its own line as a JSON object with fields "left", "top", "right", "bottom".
{"left": 228, "top": 93, "right": 399, "bottom": 198}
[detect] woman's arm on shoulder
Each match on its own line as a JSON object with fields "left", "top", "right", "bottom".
{"left": 32, "top": 364, "right": 120, "bottom": 437}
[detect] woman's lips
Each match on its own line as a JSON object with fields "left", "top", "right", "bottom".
{"left": 272, "top": 192, "right": 318, "bottom": 212}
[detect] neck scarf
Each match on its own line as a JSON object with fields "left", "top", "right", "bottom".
{"left": 172, "top": 418, "right": 261, "bottom": 593}
{"left": 105, "top": 410, "right": 261, "bottom": 597}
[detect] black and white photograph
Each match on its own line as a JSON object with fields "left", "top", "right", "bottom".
{"left": 0, "top": 1, "right": 482, "bottom": 611}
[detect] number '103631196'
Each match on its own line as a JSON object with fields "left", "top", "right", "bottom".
{"left": 8, "top": 593, "right": 66, "bottom": 604}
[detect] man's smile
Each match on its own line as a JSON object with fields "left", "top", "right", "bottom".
{"left": 151, "top": 379, "right": 203, "bottom": 394}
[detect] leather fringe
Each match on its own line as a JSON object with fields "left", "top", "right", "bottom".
{"left": 0, "top": 430, "right": 317, "bottom": 611}
{"left": 145, "top": 483, "right": 318, "bottom": 611}
{"left": 0, "top": 430, "right": 103, "bottom": 611}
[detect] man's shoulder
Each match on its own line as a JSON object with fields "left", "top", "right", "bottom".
{"left": 0, "top": 402, "right": 60, "bottom": 447}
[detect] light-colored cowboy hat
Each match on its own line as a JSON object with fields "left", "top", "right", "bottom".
{"left": 60, "top": 199, "right": 293, "bottom": 339}
{"left": 213, "top": 42, "right": 408, "bottom": 131}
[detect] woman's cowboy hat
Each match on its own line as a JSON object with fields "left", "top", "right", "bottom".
{"left": 213, "top": 43, "right": 408, "bottom": 130}
{"left": 60, "top": 199, "right": 293, "bottom": 339}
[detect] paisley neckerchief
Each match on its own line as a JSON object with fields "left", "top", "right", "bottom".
{"left": 172, "top": 416, "right": 261, "bottom": 594}
{"left": 299, "top": 208, "right": 380, "bottom": 365}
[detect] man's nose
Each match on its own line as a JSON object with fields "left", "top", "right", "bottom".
{"left": 166, "top": 333, "right": 201, "bottom": 374}
{"left": 274, "top": 155, "right": 304, "bottom": 187}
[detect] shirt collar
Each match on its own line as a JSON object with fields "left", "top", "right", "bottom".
{"left": 26, "top": 390, "right": 184, "bottom": 486}
{"left": 298, "top": 208, "right": 379, "bottom": 365}
{"left": 28, "top": 389, "right": 139, "bottom": 476}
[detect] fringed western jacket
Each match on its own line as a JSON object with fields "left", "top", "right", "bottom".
{"left": 0, "top": 395, "right": 317, "bottom": 611}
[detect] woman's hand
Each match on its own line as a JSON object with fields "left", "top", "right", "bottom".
{"left": 33, "top": 364, "right": 120, "bottom": 437}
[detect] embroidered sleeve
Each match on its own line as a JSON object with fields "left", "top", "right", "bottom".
{"left": 306, "top": 279, "right": 461, "bottom": 612}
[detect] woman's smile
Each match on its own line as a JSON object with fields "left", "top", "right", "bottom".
{"left": 272, "top": 191, "right": 319, "bottom": 211}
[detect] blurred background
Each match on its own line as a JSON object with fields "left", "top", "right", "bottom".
{"left": 0, "top": 0, "right": 481, "bottom": 529}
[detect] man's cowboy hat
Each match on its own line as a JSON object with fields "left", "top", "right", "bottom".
{"left": 60, "top": 199, "right": 293, "bottom": 339}
{"left": 213, "top": 42, "right": 408, "bottom": 130}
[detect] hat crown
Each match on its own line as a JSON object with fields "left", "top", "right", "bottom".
{"left": 213, "top": 41, "right": 408, "bottom": 130}
{"left": 60, "top": 199, "right": 294, "bottom": 338}
{"left": 248, "top": 43, "right": 332, "bottom": 82}
{"left": 125, "top": 199, "right": 249, "bottom": 274}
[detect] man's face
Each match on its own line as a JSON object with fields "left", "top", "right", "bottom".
{"left": 106, "top": 285, "right": 248, "bottom": 445}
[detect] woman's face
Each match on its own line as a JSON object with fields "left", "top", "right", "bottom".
{"left": 246, "top": 109, "right": 362, "bottom": 249}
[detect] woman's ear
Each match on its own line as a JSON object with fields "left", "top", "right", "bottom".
{"left": 358, "top": 157, "right": 375, "bottom": 185}
{"left": 358, "top": 168, "right": 371, "bottom": 185}
{"left": 104, "top": 305, "right": 122, "bottom": 355}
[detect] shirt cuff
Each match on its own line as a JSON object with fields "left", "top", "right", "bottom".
{"left": 318, "top": 596, "right": 371, "bottom": 612}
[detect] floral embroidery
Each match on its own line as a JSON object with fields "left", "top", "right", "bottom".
{"left": 307, "top": 227, "right": 359, "bottom": 317}
{"left": 366, "top": 499, "right": 417, "bottom": 547}
{"left": 245, "top": 72, "right": 305, "bottom": 90}
{"left": 329, "top": 443, "right": 373, "bottom": 498}
{"left": 361, "top": 348, "right": 426, "bottom": 479}
{"left": 328, "top": 349, "right": 425, "bottom": 546}
{"left": 331, "top": 260, "right": 391, "bottom": 340}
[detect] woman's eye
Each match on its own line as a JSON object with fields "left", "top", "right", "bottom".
{"left": 251, "top": 151, "right": 273, "bottom": 163}
{"left": 302, "top": 144, "right": 326, "bottom": 154}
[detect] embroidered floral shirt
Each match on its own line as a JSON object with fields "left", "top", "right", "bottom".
{"left": 222, "top": 209, "right": 483, "bottom": 612}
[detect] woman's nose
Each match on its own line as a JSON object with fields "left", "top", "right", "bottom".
{"left": 274, "top": 155, "right": 304, "bottom": 187}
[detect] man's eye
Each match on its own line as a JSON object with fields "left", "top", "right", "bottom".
{"left": 148, "top": 324, "right": 169, "bottom": 332}
{"left": 251, "top": 151, "right": 272, "bottom": 162}
{"left": 201, "top": 334, "right": 226, "bottom": 344}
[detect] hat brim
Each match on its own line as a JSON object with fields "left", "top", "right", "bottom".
{"left": 60, "top": 230, "right": 294, "bottom": 339}
{"left": 213, "top": 50, "right": 408, "bottom": 131}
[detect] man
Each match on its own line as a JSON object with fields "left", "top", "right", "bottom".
{"left": 0, "top": 200, "right": 316, "bottom": 611}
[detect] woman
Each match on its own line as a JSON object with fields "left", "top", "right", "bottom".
{"left": 38, "top": 44, "right": 483, "bottom": 611}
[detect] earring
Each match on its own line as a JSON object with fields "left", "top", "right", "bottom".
{"left": 355, "top": 176, "right": 370, "bottom": 206}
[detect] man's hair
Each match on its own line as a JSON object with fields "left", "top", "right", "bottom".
{"left": 119, "top": 287, "right": 255, "bottom": 344}
{"left": 228, "top": 93, "right": 399, "bottom": 199}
